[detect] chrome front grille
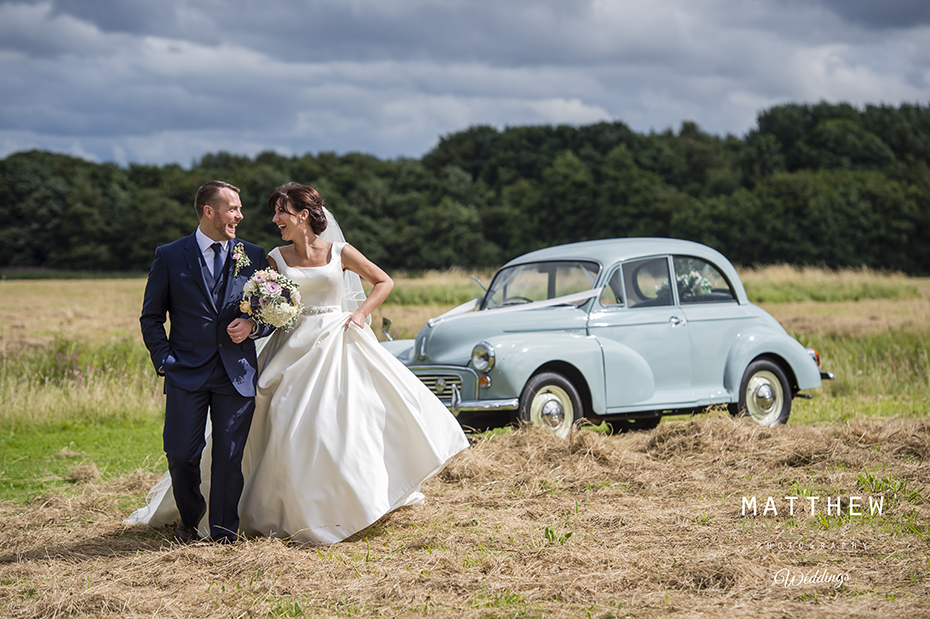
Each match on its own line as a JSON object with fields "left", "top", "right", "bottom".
{"left": 418, "top": 374, "right": 464, "bottom": 399}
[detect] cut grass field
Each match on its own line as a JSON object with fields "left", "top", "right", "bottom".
{"left": 1, "top": 418, "right": 928, "bottom": 618}
{"left": 1, "top": 266, "right": 929, "bottom": 617}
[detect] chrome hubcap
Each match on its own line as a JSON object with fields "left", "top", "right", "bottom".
{"left": 745, "top": 370, "right": 784, "bottom": 425}
{"left": 540, "top": 397, "right": 565, "bottom": 429}
{"left": 753, "top": 383, "right": 775, "bottom": 412}
{"left": 530, "top": 385, "right": 574, "bottom": 438}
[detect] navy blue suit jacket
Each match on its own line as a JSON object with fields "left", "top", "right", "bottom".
{"left": 140, "top": 232, "right": 270, "bottom": 398}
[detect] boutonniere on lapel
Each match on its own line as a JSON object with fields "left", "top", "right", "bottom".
{"left": 231, "top": 242, "right": 251, "bottom": 276}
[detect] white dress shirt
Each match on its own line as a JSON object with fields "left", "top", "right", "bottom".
{"left": 195, "top": 227, "right": 229, "bottom": 277}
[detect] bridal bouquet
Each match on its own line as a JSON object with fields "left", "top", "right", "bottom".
{"left": 240, "top": 269, "right": 304, "bottom": 331}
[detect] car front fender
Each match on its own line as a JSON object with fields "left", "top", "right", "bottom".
{"left": 482, "top": 332, "right": 608, "bottom": 415}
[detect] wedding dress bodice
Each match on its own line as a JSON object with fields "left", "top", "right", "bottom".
{"left": 269, "top": 243, "right": 344, "bottom": 309}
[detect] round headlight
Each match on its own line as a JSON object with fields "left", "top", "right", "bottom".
{"left": 471, "top": 341, "right": 495, "bottom": 372}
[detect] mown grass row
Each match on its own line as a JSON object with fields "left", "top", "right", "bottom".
{"left": 0, "top": 337, "right": 166, "bottom": 503}
{"left": 739, "top": 265, "right": 920, "bottom": 304}
{"left": 0, "top": 327, "right": 927, "bottom": 504}
{"left": 0, "top": 336, "right": 162, "bottom": 428}
{"left": 786, "top": 327, "right": 930, "bottom": 425}
{"left": 1, "top": 262, "right": 927, "bottom": 431}
{"left": 807, "top": 329, "right": 930, "bottom": 399}
{"left": 3, "top": 324, "right": 928, "bottom": 430}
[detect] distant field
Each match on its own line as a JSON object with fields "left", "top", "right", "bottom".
{"left": 2, "top": 264, "right": 928, "bottom": 433}
{"left": 3, "top": 267, "right": 930, "bottom": 416}
{"left": 3, "top": 264, "right": 926, "bottom": 346}
{"left": 739, "top": 264, "right": 920, "bottom": 304}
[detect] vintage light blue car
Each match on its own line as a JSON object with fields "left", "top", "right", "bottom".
{"left": 382, "top": 238, "right": 832, "bottom": 437}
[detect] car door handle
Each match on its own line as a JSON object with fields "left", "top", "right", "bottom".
{"left": 669, "top": 315, "right": 684, "bottom": 327}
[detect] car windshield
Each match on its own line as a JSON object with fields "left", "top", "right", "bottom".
{"left": 481, "top": 261, "right": 600, "bottom": 310}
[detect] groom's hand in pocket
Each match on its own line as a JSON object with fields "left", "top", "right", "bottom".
{"left": 158, "top": 353, "right": 176, "bottom": 376}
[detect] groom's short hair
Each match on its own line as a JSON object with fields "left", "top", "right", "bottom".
{"left": 195, "top": 181, "right": 240, "bottom": 218}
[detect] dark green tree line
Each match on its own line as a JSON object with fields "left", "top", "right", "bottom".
{"left": 2, "top": 101, "right": 929, "bottom": 274}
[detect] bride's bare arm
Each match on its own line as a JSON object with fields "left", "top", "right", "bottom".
{"left": 268, "top": 255, "right": 278, "bottom": 271}
{"left": 340, "top": 243, "right": 394, "bottom": 329}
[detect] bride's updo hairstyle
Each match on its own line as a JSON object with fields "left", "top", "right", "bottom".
{"left": 267, "top": 182, "right": 328, "bottom": 235}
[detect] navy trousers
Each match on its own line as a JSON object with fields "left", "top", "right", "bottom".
{"left": 164, "top": 358, "right": 255, "bottom": 542}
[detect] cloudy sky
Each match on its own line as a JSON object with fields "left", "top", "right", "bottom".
{"left": 1, "top": 0, "right": 928, "bottom": 166}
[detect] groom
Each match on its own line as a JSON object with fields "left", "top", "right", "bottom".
{"left": 140, "top": 180, "right": 270, "bottom": 543}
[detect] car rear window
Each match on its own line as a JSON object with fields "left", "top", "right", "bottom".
{"left": 672, "top": 256, "right": 736, "bottom": 304}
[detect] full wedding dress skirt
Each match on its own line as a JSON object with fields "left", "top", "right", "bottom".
{"left": 127, "top": 243, "right": 469, "bottom": 544}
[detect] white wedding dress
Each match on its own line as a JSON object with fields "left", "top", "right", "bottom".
{"left": 126, "top": 242, "right": 469, "bottom": 544}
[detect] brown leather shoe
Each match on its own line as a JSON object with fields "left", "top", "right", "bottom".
{"left": 174, "top": 507, "right": 206, "bottom": 544}
{"left": 174, "top": 521, "right": 197, "bottom": 544}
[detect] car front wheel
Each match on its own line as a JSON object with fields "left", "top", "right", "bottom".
{"left": 518, "top": 372, "right": 583, "bottom": 439}
{"left": 729, "top": 359, "right": 791, "bottom": 426}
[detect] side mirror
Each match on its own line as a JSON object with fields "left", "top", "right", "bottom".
{"left": 381, "top": 317, "right": 394, "bottom": 341}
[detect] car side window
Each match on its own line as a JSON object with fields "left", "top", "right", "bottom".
{"left": 598, "top": 269, "right": 625, "bottom": 307}
{"left": 623, "top": 257, "right": 673, "bottom": 308}
{"left": 672, "top": 256, "right": 736, "bottom": 304}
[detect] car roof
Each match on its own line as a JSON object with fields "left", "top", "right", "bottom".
{"left": 501, "top": 237, "right": 748, "bottom": 302}
{"left": 503, "top": 238, "right": 727, "bottom": 267}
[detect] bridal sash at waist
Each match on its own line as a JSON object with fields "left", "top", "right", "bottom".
{"left": 301, "top": 305, "right": 341, "bottom": 316}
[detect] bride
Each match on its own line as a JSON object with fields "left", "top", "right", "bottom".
{"left": 127, "top": 183, "right": 469, "bottom": 544}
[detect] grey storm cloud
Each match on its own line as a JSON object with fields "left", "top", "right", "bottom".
{"left": 1, "top": 0, "right": 928, "bottom": 166}
{"left": 808, "top": 0, "right": 930, "bottom": 29}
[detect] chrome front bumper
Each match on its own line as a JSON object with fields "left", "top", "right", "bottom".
{"left": 449, "top": 387, "right": 519, "bottom": 416}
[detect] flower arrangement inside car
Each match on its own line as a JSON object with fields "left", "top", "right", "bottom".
{"left": 240, "top": 269, "right": 304, "bottom": 331}
{"left": 675, "top": 270, "right": 713, "bottom": 298}
{"left": 658, "top": 270, "right": 713, "bottom": 300}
